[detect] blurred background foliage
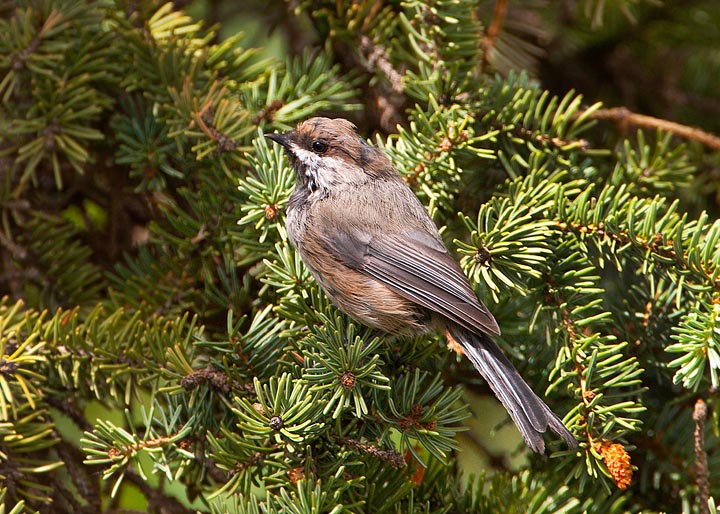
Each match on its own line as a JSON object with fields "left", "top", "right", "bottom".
{"left": 1, "top": 0, "right": 720, "bottom": 512}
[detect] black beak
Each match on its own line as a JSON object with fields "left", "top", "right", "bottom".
{"left": 264, "top": 132, "right": 290, "bottom": 148}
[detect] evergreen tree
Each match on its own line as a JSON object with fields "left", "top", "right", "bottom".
{"left": 0, "top": 0, "right": 719, "bottom": 512}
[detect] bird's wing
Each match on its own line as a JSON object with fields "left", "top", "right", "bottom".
{"left": 327, "top": 228, "right": 500, "bottom": 336}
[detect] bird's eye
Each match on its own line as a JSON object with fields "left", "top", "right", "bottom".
{"left": 312, "top": 140, "right": 328, "bottom": 153}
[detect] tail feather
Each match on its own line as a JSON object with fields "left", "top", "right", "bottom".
{"left": 449, "top": 325, "right": 577, "bottom": 453}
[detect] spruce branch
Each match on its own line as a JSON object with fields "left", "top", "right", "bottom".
{"left": 478, "top": 74, "right": 603, "bottom": 162}
{"left": 376, "top": 369, "right": 470, "bottom": 466}
{"left": 333, "top": 436, "right": 406, "bottom": 468}
{"left": 357, "top": 34, "right": 406, "bottom": 130}
{"left": 302, "top": 316, "right": 391, "bottom": 419}
{"left": 587, "top": 107, "right": 720, "bottom": 150}
{"left": 181, "top": 365, "right": 231, "bottom": 394}
{"left": 81, "top": 407, "right": 196, "bottom": 497}
{"left": 693, "top": 398, "right": 710, "bottom": 514}
{"left": 358, "top": 35, "right": 404, "bottom": 95}
{"left": 481, "top": 0, "right": 508, "bottom": 72}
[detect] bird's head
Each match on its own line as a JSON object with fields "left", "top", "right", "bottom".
{"left": 265, "top": 117, "right": 394, "bottom": 194}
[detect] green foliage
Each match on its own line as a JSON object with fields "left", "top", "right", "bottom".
{"left": 0, "top": 0, "right": 115, "bottom": 190}
{"left": 0, "top": 0, "right": 719, "bottom": 513}
{"left": 302, "top": 318, "right": 390, "bottom": 419}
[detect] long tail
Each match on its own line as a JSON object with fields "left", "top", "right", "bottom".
{"left": 448, "top": 325, "right": 577, "bottom": 453}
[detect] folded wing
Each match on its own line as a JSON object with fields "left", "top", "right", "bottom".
{"left": 328, "top": 228, "right": 500, "bottom": 337}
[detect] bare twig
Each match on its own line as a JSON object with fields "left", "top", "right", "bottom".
{"left": 181, "top": 364, "right": 230, "bottom": 393}
{"left": 587, "top": 107, "right": 720, "bottom": 150}
{"left": 357, "top": 35, "right": 406, "bottom": 132}
{"left": 334, "top": 435, "right": 406, "bottom": 468}
{"left": 692, "top": 398, "right": 709, "bottom": 514}
{"left": 359, "top": 35, "right": 404, "bottom": 96}
{"left": 481, "top": 0, "right": 508, "bottom": 72}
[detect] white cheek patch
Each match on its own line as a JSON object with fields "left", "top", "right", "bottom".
{"left": 289, "top": 144, "right": 347, "bottom": 193}
{"left": 290, "top": 144, "right": 322, "bottom": 177}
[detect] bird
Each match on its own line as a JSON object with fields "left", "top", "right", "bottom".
{"left": 265, "top": 117, "right": 577, "bottom": 453}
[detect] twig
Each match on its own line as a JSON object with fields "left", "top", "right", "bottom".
{"left": 357, "top": 35, "right": 406, "bottom": 132}
{"left": 481, "top": 0, "right": 508, "bottom": 72}
{"left": 334, "top": 435, "right": 406, "bottom": 468}
{"left": 47, "top": 394, "right": 93, "bottom": 432}
{"left": 587, "top": 107, "right": 720, "bottom": 150}
{"left": 692, "top": 399, "right": 709, "bottom": 514}
{"left": 54, "top": 442, "right": 102, "bottom": 512}
{"left": 557, "top": 220, "right": 720, "bottom": 292}
{"left": 181, "top": 364, "right": 231, "bottom": 393}
{"left": 192, "top": 85, "right": 237, "bottom": 153}
{"left": 359, "top": 35, "right": 403, "bottom": 96}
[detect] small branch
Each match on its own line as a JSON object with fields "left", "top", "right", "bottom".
{"left": 9, "top": 9, "right": 64, "bottom": 72}
{"left": 587, "top": 107, "right": 720, "bottom": 150}
{"left": 557, "top": 220, "right": 720, "bottom": 292}
{"left": 54, "top": 441, "right": 102, "bottom": 512}
{"left": 357, "top": 35, "right": 406, "bottom": 132}
{"left": 481, "top": 110, "right": 590, "bottom": 152}
{"left": 516, "top": 125, "right": 589, "bottom": 151}
{"left": 359, "top": 35, "right": 404, "bottom": 96}
{"left": 252, "top": 99, "right": 284, "bottom": 125}
{"left": 228, "top": 452, "right": 265, "bottom": 476}
{"left": 481, "top": 0, "right": 508, "bottom": 72}
{"left": 181, "top": 364, "right": 230, "bottom": 393}
{"left": 195, "top": 98, "right": 237, "bottom": 153}
{"left": 108, "top": 436, "right": 174, "bottom": 459}
{"left": 48, "top": 394, "right": 93, "bottom": 432}
{"left": 692, "top": 399, "right": 709, "bottom": 514}
{"left": 334, "top": 436, "right": 405, "bottom": 468}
